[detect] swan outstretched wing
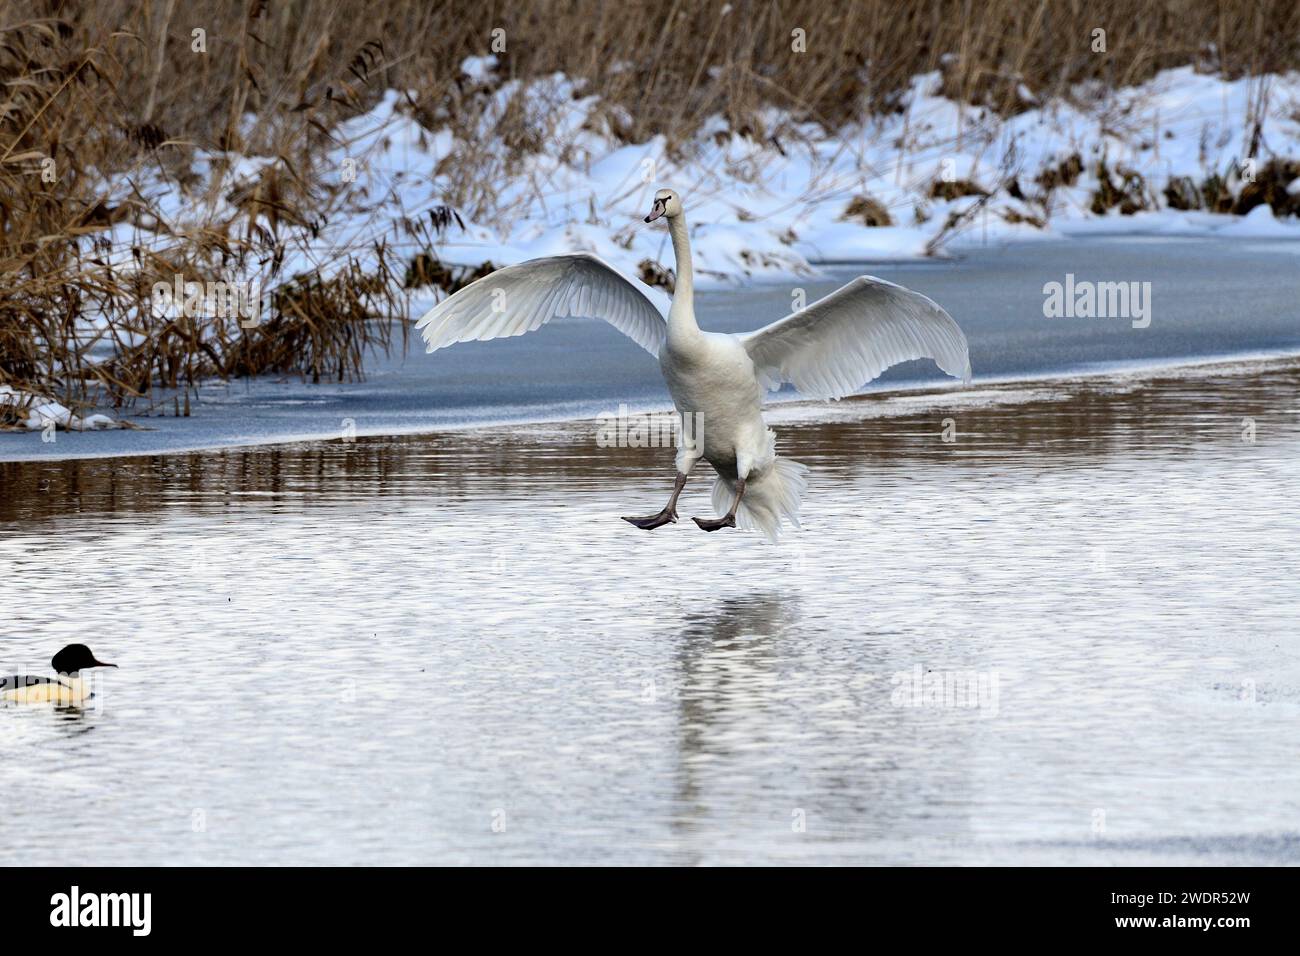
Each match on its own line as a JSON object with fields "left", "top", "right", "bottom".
{"left": 415, "top": 253, "right": 666, "bottom": 356}
{"left": 741, "top": 276, "right": 971, "bottom": 399}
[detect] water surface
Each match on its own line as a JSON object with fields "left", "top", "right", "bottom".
{"left": 2, "top": 359, "right": 1298, "bottom": 864}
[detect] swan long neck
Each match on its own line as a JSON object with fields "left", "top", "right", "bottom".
{"left": 666, "top": 213, "right": 698, "bottom": 338}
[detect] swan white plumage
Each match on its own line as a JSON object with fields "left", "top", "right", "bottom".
{"left": 415, "top": 187, "right": 971, "bottom": 541}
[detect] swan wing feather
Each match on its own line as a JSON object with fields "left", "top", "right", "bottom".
{"left": 741, "top": 275, "right": 971, "bottom": 399}
{"left": 415, "top": 253, "right": 666, "bottom": 356}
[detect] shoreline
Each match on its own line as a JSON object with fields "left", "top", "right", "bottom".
{"left": 4, "top": 347, "right": 1298, "bottom": 465}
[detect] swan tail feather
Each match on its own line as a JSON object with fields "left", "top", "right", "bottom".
{"left": 710, "top": 456, "right": 809, "bottom": 543}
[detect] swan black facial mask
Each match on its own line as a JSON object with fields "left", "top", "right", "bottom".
{"left": 644, "top": 198, "right": 666, "bottom": 223}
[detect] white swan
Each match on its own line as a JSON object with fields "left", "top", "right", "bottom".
{"left": 416, "top": 188, "right": 971, "bottom": 540}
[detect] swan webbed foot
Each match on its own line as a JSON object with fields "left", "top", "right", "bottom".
{"left": 693, "top": 477, "right": 744, "bottom": 532}
{"left": 622, "top": 509, "right": 678, "bottom": 531}
{"left": 624, "top": 472, "right": 689, "bottom": 530}
{"left": 691, "top": 514, "right": 737, "bottom": 532}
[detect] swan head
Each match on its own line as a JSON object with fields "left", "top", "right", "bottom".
{"left": 644, "top": 188, "right": 682, "bottom": 223}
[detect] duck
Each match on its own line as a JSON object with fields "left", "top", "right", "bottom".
{"left": 416, "top": 187, "right": 971, "bottom": 540}
{"left": 0, "top": 644, "right": 117, "bottom": 706}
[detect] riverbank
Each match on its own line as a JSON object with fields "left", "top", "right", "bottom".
{"left": 6, "top": 6, "right": 1300, "bottom": 418}
{"left": 2, "top": 235, "right": 1297, "bottom": 462}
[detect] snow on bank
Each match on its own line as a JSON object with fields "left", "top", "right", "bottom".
{"left": 0, "top": 386, "right": 124, "bottom": 432}
{"left": 348, "top": 61, "right": 1300, "bottom": 298}
{"left": 96, "top": 61, "right": 1300, "bottom": 308}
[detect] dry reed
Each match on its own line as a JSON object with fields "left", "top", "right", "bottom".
{"left": 3, "top": 0, "right": 1298, "bottom": 411}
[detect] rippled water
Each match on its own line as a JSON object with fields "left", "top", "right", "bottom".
{"left": 2, "top": 360, "right": 1299, "bottom": 864}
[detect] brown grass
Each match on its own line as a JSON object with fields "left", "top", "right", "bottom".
{"left": 4, "top": 0, "right": 1300, "bottom": 410}
{"left": 14, "top": 0, "right": 1300, "bottom": 142}
{"left": 0, "top": 8, "right": 412, "bottom": 415}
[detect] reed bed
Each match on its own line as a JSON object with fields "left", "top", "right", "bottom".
{"left": 2, "top": 0, "right": 1298, "bottom": 413}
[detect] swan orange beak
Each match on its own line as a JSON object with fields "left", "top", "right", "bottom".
{"left": 644, "top": 199, "right": 666, "bottom": 223}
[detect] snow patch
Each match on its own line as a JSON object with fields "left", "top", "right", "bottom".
{"left": 90, "top": 62, "right": 1300, "bottom": 307}
{"left": 0, "top": 386, "right": 125, "bottom": 432}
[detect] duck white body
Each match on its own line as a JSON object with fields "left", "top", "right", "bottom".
{"left": 416, "top": 188, "right": 971, "bottom": 540}
{"left": 1, "top": 676, "right": 93, "bottom": 706}
{"left": 1, "top": 644, "right": 116, "bottom": 707}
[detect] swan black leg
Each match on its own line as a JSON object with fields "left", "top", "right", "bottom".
{"left": 693, "top": 478, "right": 745, "bottom": 532}
{"left": 623, "top": 473, "right": 688, "bottom": 530}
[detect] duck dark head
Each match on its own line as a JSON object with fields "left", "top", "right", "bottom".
{"left": 51, "top": 644, "right": 116, "bottom": 676}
